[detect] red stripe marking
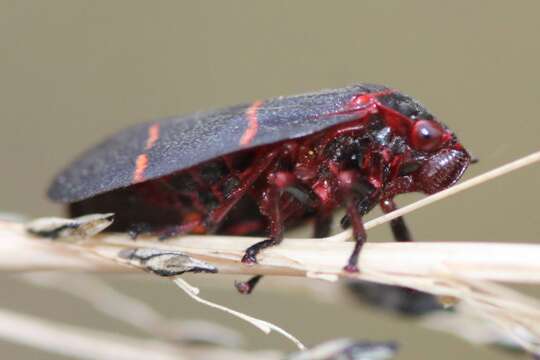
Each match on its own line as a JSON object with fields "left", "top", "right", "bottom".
{"left": 132, "top": 154, "right": 148, "bottom": 183}
{"left": 345, "top": 89, "right": 396, "bottom": 112}
{"left": 145, "top": 123, "right": 160, "bottom": 150}
{"left": 239, "top": 100, "right": 263, "bottom": 146}
{"left": 132, "top": 124, "right": 160, "bottom": 184}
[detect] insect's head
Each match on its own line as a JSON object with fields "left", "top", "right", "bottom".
{"left": 405, "top": 118, "right": 470, "bottom": 194}
{"left": 376, "top": 92, "right": 471, "bottom": 195}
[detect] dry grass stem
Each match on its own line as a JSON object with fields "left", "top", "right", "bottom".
{"left": 5, "top": 220, "right": 540, "bottom": 351}
{"left": 3, "top": 219, "right": 540, "bottom": 285}
{"left": 0, "top": 307, "right": 283, "bottom": 360}
{"left": 422, "top": 279, "right": 540, "bottom": 354}
{"left": 21, "top": 273, "right": 244, "bottom": 347}
{"left": 0, "top": 150, "right": 539, "bottom": 354}
{"left": 0, "top": 308, "right": 188, "bottom": 360}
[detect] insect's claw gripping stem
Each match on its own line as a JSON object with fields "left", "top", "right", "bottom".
{"left": 344, "top": 239, "right": 363, "bottom": 273}
{"left": 238, "top": 181, "right": 284, "bottom": 293}
{"left": 240, "top": 252, "right": 257, "bottom": 265}
{"left": 235, "top": 275, "right": 263, "bottom": 294}
{"left": 241, "top": 238, "right": 277, "bottom": 264}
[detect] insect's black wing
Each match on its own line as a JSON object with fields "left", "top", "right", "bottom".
{"left": 48, "top": 84, "right": 389, "bottom": 202}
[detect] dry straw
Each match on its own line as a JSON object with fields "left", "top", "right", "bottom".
{"left": 0, "top": 150, "right": 539, "bottom": 354}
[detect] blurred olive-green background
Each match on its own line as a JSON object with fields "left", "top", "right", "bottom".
{"left": 1, "top": 1, "right": 539, "bottom": 359}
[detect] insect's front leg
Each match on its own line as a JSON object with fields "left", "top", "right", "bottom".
{"left": 369, "top": 188, "right": 442, "bottom": 317}
{"left": 335, "top": 170, "right": 372, "bottom": 273}
{"left": 380, "top": 198, "right": 413, "bottom": 242}
{"left": 379, "top": 175, "right": 416, "bottom": 242}
{"left": 343, "top": 198, "right": 367, "bottom": 273}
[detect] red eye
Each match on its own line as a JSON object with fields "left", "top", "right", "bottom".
{"left": 410, "top": 120, "right": 444, "bottom": 152}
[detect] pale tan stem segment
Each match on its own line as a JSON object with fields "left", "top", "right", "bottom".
{"left": 3, "top": 220, "right": 540, "bottom": 290}
{"left": 0, "top": 150, "right": 538, "bottom": 356}
{"left": 0, "top": 308, "right": 187, "bottom": 360}
{"left": 5, "top": 222, "right": 540, "bottom": 353}
{"left": 0, "top": 308, "right": 283, "bottom": 360}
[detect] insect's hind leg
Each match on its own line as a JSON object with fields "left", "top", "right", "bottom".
{"left": 151, "top": 148, "right": 282, "bottom": 241}
{"left": 235, "top": 275, "right": 263, "bottom": 295}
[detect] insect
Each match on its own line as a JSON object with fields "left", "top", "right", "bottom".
{"left": 48, "top": 84, "right": 471, "bottom": 293}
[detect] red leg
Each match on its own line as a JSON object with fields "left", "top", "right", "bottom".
{"left": 241, "top": 185, "right": 284, "bottom": 264}
{"left": 158, "top": 148, "right": 280, "bottom": 238}
{"left": 234, "top": 275, "right": 263, "bottom": 294}
{"left": 335, "top": 170, "right": 369, "bottom": 273}
{"left": 380, "top": 198, "right": 413, "bottom": 242}
{"left": 344, "top": 199, "right": 366, "bottom": 273}
{"left": 236, "top": 170, "right": 302, "bottom": 294}
{"left": 314, "top": 211, "right": 333, "bottom": 238}
{"left": 219, "top": 218, "right": 266, "bottom": 236}
{"left": 207, "top": 148, "right": 281, "bottom": 227}
{"left": 378, "top": 175, "right": 416, "bottom": 242}
{"left": 235, "top": 185, "right": 283, "bottom": 295}
{"left": 365, "top": 199, "right": 429, "bottom": 317}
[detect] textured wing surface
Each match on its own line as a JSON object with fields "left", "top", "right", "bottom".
{"left": 48, "top": 84, "right": 388, "bottom": 202}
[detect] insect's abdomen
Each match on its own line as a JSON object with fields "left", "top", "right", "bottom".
{"left": 68, "top": 184, "right": 183, "bottom": 232}
{"left": 69, "top": 150, "right": 268, "bottom": 234}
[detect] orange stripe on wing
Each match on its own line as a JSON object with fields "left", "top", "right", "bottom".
{"left": 145, "top": 123, "right": 160, "bottom": 150}
{"left": 132, "top": 154, "right": 149, "bottom": 183}
{"left": 239, "top": 100, "right": 263, "bottom": 146}
{"left": 132, "top": 124, "right": 160, "bottom": 184}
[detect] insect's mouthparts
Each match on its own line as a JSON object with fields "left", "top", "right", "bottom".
{"left": 417, "top": 149, "right": 471, "bottom": 194}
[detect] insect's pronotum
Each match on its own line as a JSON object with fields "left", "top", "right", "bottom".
{"left": 48, "top": 84, "right": 471, "bottom": 293}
